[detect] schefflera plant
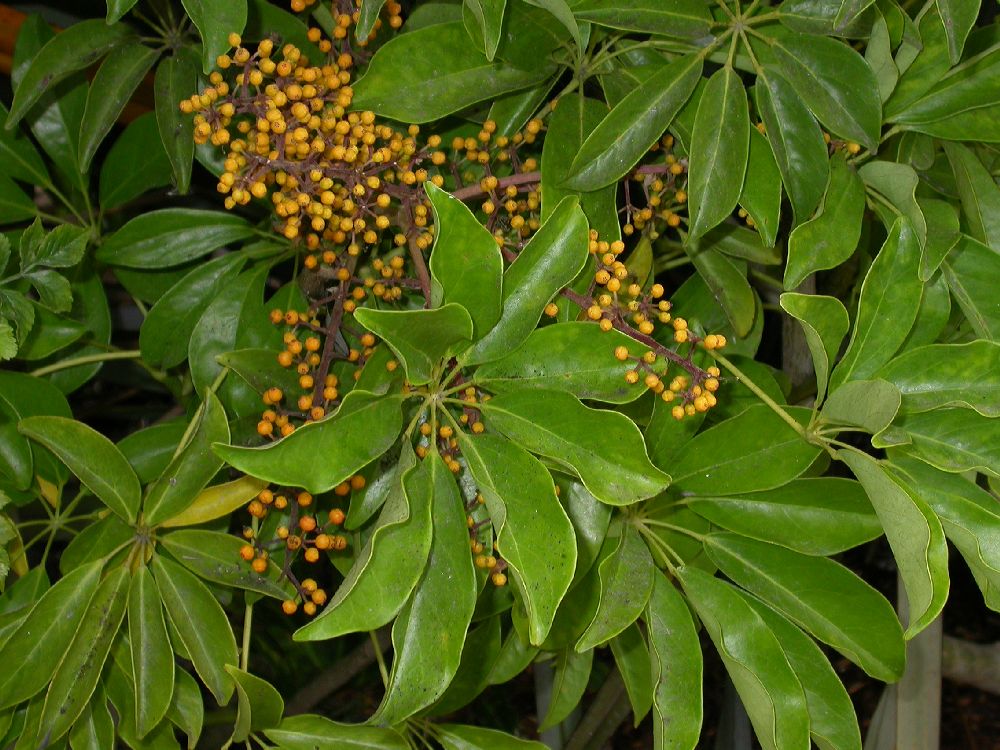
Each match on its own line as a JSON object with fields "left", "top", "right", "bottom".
{"left": 213, "top": 184, "right": 907, "bottom": 750}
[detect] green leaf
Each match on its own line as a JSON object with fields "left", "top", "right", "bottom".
{"left": 464, "top": 0, "right": 507, "bottom": 59}
{"left": 152, "top": 554, "right": 237, "bottom": 704}
{"left": 866, "top": 11, "right": 898, "bottom": 102}
{"left": 372, "top": 454, "right": 477, "bottom": 724}
{"left": 0, "top": 560, "right": 103, "bottom": 710}
{"left": 942, "top": 234, "right": 1000, "bottom": 340}
{"left": 159, "top": 529, "right": 292, "bottom": 599}
{"left": 609, "top": 623, "right": 653, "bottom": 725}
{"left": 476, "top": 322, "right": 648, "bottom": 403}
{"left": 739, "top": 126, "right": 782, "bottom": 247}
{"left": 688, "top": 66, "right": 750, "bottom": 239}
{"left": 670, "top": 404, "right": 820, "bottom": 495}
{"left": 820, "top": 378, "right": 901, "bottom": 434}
{"left": 37, "top": 566, "right": 129, "bottom": 745}
{"left": 539, "top": 647, "right": 593, "bottom": 730}
{"left": 25, "top": 270, "right": 72, "bottom": 313}
{"left": 644, "top": 572, "right": 702, "bottom": 749}
{"left": 0, "top": 103, "right": 49, "bottom": 186}
{"left": 886, "top": 408, "right": 1000, "bottom": 477}
{"left": 462, "top": 197, "right": 589, "bottom": 365}
{"left": 0, "top": 289, "right": 34, "bottom": 352}
{"left": 688, "top": 477, "right": 881, "bottom": 556}
{"left": 524, "top": 0, "right": 581, "bottom": 50}
{"left": 779, "top": 293, "right": 850, "bottom": 404}
{"left": 95, "top": 209, "right": 254, "bottom": 269}
{"left": 167, "top": 669, "right": 204, "bottom": 749}
{"left": 61, "top": 516, "right": 133, "bottom": 575}
{"left": 917, "top": 198, "right": 961, "bottom": 281}
{"left": 876, "top": 341, "right": 1000, "bottom": 416}
{"left": 352, "top": 22, "right": 553, "bottom": 122}
{"left": 705, "top": 533, "right": 905, "bottom": 681}
{"left": 6, "top": 20, "right": 134, "bottom": 130}
{"left": 68, "top": 684, "right": 114, "bottom": 750}
{"left": 858, "top": 160, "right": 926, "bottom": 247}
{"left": 0, "top": 177, "right": 37, "bottom": 224}
{"left": 834, "top": 0, "right": 876, "bottom": 29}
{"left": 688, "top": 247, "right": 756, "bottom": 337}
{"left": 107, "top": 0, "right": 140, "bottom": 23}
{"left": 226, "top": 666, "right": 283, "bottom": 742}
{"left": 0, "top": 321, "right": 16, "bottom": 361}
{"left": 771, "top": 34, "right": 882, "bottom": 149}
{"left": 678, "top": 566, "right": 810, "bottom": 750}
{"left": 885, "top": 5, "right": 951, "bottom": 116}
{"left": 438, "top": 724, "right": 547, "bottom": 750}
{"left": 829, "top": 218, "right": 922, "bottom": 390}
{"left": 943, "top": 142, "right": 1000, "bottom": 251}
{"left": 576, "top": 524, "right": 654, "bottom": 650}
{"left": 18, "top": 416, "right": 140, "bottom": 522}
{"left": 99, "top": 112, "right": 172, "bottom": 209}
{"left": 938, "top": 0, "right": 980, "bottom": 63}
{"left": 430, "top": 616, "right": 503, "bottom": 715}
{"left": 294, "top": 449, "right": 435, "bottom": 641}
{"left": 215, "top": 390, "right": 405, "bottom": 494}
{"left": 426, "top": 182, "right": 503, "bottom": 339}
{"left": 265, "top": 715, "right": 408, "bottom": 749}
{"left": 756, "top": 70, "right": 830, "bottom": 223}
{"left": 117, "top": 421, "right": 186, "bottom": 485}
{"left": 354, "top": 304, "right": 473, "bottom": 385}
{"left": 564, "top": 54, "right": 702, "bottom": 191}
{"left": 17, "top": 303, "right": 85, "bottom": 361}
{"left": 161, "top": 475, "right": 267, "bottom": 528}
{"left": 78, "top": 40, "right": 159, "bottom": 173}
{"left": 245, "top": 0, "right": 323, "bottom": 59}
{"left": 144, "top": 391, "right": 229, "bottom": 525}
{"left": 839, "top": 449, "right": 949, "bottom": 638}
{"left": 784, "top": 154, "right": 865, "bottom": 289}
{"left": 181, "top": 0, "right": 248, "bottom": 73}
{"left": 128, "top": 566, "right": 174, "bottom": 738}
{"left": 459, "top": 433, "right": 576, "bottom": 645}
{"left": 154, "top": 54, "right": 198, "bottom": 194}
{"left": 742, "top": 596, "right": 862, "bottom": 750}
{"left": 888, "top": 454, "right": 1000, "bottom": 610}
{"left": 482, "top": 388, "right": 670, "bottom": 505}
{"left": 571, "top": 0, "right": 711, "bottom": 38}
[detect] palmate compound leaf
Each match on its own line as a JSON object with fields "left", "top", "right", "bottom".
{"left": 214, "top": 390, "right": 406, "bottom": 494}
{"left": 481, "top": 388, "right": 669, "bottom": 505}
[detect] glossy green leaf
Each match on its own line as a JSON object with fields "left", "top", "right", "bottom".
{"left": 152, "top": 554, "right": 237, "bottom": 704}
{"left": 742, "top": 596, "right": 862, "bottom": 750}
{"left": 866, "top": 11, "right": 898, "bottom": 102}
{"left": 784, "top": 154, "right": 865, "bottom": 289}
{"left": 839, "top": 449, "right": 949, "bottom": 638}
{"left": 779, "top": 293, "right": 850, "bottom": 404}
{"left": 0, "top": 178, "right": 38, "bottom": 223}
{"left": 353, "top": 22, "right": 552, "bottom": 122}
{"left": 705, "top": 533, "right": 905, "bottom": 680}
{"left": 226, "top": 666, "right": 284, "bottom": 742}
{"left": 829, "top": 218, "right": 922, "bottom": 390}
{"left": 476, "top": 321, "right": 648, "bottom": 403}
{"left": 6, "top": 20, "right": 133, "bottom": 130}
{"left": 128, "top": 566, "right": 174, "bottom": 737}
{"left": 889, "top": 454, "right": 1000, "bottom": 610}
{"left": 917, "top": 198, "right": 961, "bottom": 281}
{"left": 18, "top": 416, "right": 140, "bottom": 522}
{"left": 577, "top": 524, "right": 654, "bottom": 650}
{"left": 107, "top": 0, "right": 140, "bottom": 23}
{"left": 859, "top": 160, "right": 926, "bottom": 246}
{"left": 876, "top": 341, "right": 1000, "bottom": 416}
{"left": 688, "top": 66, "right": 750, "bottom": 238}
{"left": 771, "top": 34, "right": 881, "bottom": 149}
{"left": 462, "top": 197, "right": 589, "bottom": 365}
{"left": 834, "top": 0, "right": 876, "bottom": 29}
{"left": 688, "top": 477, "right": 881, "bottom": 556}
{"left": 943, "top": 142, "right": 1000, "bottom": 251}
{"left": 294, "top": 448, "right": 434, "bottom": 641}
{"left": 644, "top": 571, "right": 702, "bottom": 749}
{"left": 161, "top": 475, "right": 268, "bottom": 528}
{"left": 117, "top": 421, "right": 186, "bottom": 485}
{"left": 488, "top": 77, "right": 558, "bottom": 135}
{"left": 539, "top": 647, "right": 592, "bottom": 730}
{"left": 678, "top": 566, "right": 810, "bottom": 750}
{"left": 756, "top": 69, "right": 830, "bottom": 223}
{"left": 159, "top": 530, "right": 292, "bottom": 599}
{"left": 181, "top": 0, "right": 247, "bottom": 73}
{"left": 739, "top": 126, "right": 782, "bottom": 247}
{"left": 18, "top": 303, "right": 86, "bottom": 360}
{"left": 265, "top": 715, "right": 408, "bottom": 749}
{"left": 482, "top": 388, "right": 670, "bottom": 505}
{"left": 459, "top": 433, "right": 576, "bottom": 645}
{"left": 68, "top": 684, "right": 114, "bottom": 750}
{"left": 0, "top": 560, "right": 102, "bottom": 710}
{"left": 99, "top": 112, "right": 172, "bottom": 209}
{"left": 820, "top": 379, "right": 901, "bottom": 434}
{"left": 670, "top": 404, "right": 819, "bottom": 495}
{"left": 37, "top": 566, "right": 129, "bottom": 745}
{"left": 154, "top": 54, "right": 198, "bottom": 194}
{"left": 885, "top": 5, "right": 951, "bottom": 116}
{"left": 372, "top": 455, "right": 477, "bottom": 724}
{"left": 0, "top": 371, "right": 71, "bottom": 490}
{"left": 144, "top": 391, "right": 228, "bottom": 525}
{"left": 564, "top": 54, "right": 702, "bottom": 191}
{"left": 430, "top": 616, "right": 503, "bottom": 714}
{"left": 487, "top": 627, "right": 539, "bottom": 685}
{"left": 609, "top": 623, "right": 652, "bottom": 725}
{"left": 942, "top": 234, "right": 1000, "bottom": 341}
{"left": 438, "top": 724, "right": 547, "bottom": 750}
{"left": 464, "top": 0, "right": 507, "bottom": 59}
{"left": 887, "top": 408, "right": 1000, "bottom": 477}
{"left": 0, "top": 103, "right": 49, "bottom": 186}
{"left": 354, "top": 304, "right": 473, "bottom": 385}
{"left": 558, "top": 477, "right": 612, "bottom": 586}
{"left": 688, "top": 248, "right": 756, "bottom": 337}
{"left": 426, "top": 182, "right": 503, "bottom": 339}
{"left": 216, "top": 390, "right": 405, "bottom": 494}
{"left": 78, "top": 41, "right": 159, "bottom": 173}
{"left": 571, "top": 0, "right": 711, "bottom": 38}
{"left": 938, "top": 0, "right": 980, "bottom": 64}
